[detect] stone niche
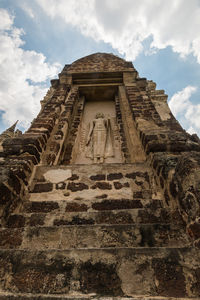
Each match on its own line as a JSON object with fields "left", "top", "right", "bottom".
{"left": 71, "top": 85, "right": 124, "bottom": 164}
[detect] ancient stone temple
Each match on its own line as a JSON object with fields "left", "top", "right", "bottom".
{"left": 0, "top": 53, "right": 200, "bottom": 299}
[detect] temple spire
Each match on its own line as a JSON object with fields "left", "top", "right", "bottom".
{"left": 0, "top": 120, "right": 19, "bottom": 142}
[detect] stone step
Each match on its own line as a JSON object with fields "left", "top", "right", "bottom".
{"left": 0, "top": 293, "right": 199, "bottom": 300}
{"left": 28, "top": 189, "right": 153, "bottom": 203}
{"left": 29, "top": 163, "right": 154, "bottom": 205}
{"left": 22, "top": 198, "right": 163, "bottom": 214}
{"left": 5, "top": 208, "right": 171, "bottom": 228}
{"left": 0, "top": 224, "right": 189, "bottom": 250}
{"left": 31, "top": 164, "right": 152, "bottom": 191}
{"left": 0, "top": 248, "right": 199, "bottom": 298}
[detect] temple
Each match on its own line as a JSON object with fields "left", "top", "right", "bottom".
{"left": 0, "top": 53, "right": 200, "bottom": 299}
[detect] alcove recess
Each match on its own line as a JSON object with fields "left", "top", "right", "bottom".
{"left": 59, "top": 72, "right": 146, "bottom": 165}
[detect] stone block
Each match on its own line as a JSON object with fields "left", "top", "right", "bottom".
{"left": 6, "top": 215, "right": 25, "bottom": 228}
{"left": 29, "top": 214, "right": 45, "bottom": 227}
{"left": 25, "top": 201, "right": 59, "bottom": 213}
{"left": 0, "top": 228, "right": 23, "bottom": 248}
{"left": 92, "top": 199, "right": 143, "bottom": 211}
{"left": 32, "top": 183, "right": 53, "bottom": 193}
{"left": 91, "top": 182, "right": 112, "bottom": 190}
{"left": 22, "top": 227, "right": 61, "bottom": 249}
{"left": 65, "top": 202, "right": 88, "bottom": 212}
{"left": 67, "top": 182, "right": 89, "bottom": 192}
{"left": 107, "top": 173, "right": 123, "bottom": 180}
{"left": 90, "top": 174, "right": 105, "bottom": 181}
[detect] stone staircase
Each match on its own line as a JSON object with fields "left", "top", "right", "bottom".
{"left": 0, "top": 163, "right": 199, "bottom": 299}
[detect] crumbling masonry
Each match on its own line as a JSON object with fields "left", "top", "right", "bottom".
{"left": 0, "top": 53, "right": 200, "bottom": 299}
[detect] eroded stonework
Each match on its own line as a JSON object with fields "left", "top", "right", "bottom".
{"left": 0, "top": 53, "right": 200, "bottom": 299}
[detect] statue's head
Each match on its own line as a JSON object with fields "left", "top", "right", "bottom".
{"left": 95, "top": 112, "right": 104, "bottom": 119}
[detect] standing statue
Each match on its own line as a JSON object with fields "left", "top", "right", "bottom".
{"left": 86, "top": 113, "right": 114, "bottom": 163}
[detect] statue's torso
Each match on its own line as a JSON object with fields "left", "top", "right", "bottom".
{"left": 94, "top": 118, "right": 106, "bottom": 131}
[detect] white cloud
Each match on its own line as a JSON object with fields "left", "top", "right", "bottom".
{"left": 168, "top": 86, "right": 197, "bottom": 117}
{"left": 35, "top": 0, "right": 200, "bottom": 62}
{"left": 0, "top": 8, "right": 14, "bottom": 31}
{"left": 169, "top": 86, "right": 200, "bottom": 136}
{"left": 0, "top": 8, "right": 60, "bottom": 130}
{"left": 20, "top": 2, "right": 35, "bottom": 19}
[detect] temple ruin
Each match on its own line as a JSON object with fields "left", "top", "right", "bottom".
{"left": 0, "top": 53, "right": 200, "bottom": 299}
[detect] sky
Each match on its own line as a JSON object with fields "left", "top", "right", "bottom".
{"left": 0, "top": 0, "right": 200, "bottom": 137}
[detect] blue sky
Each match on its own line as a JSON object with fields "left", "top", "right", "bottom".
{"left": 0, "top": 0, "right": 200, "bottom": 136}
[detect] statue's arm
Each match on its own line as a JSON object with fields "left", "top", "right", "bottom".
{"left": 106, "top": 119, "right": 111, "bottom": 131}
{"left": 104, "top": 119, "right": 108, "bottom": 130}
{"left": 86, "top": 121, "right": 94, "bottom": 145}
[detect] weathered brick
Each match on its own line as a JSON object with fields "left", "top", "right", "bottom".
{"left": 91, "top": 182, "right": 112, "bottom": 190}
{"left": 107, "top": 173, "right": 123, "bottom": 180}
{"left": 90, "top": 174, "right": 105, "bottom": 181}
{"left": 32, "top": 183, "right": 53, "bottom": 193}
{"left": 67, "top": 182, "right": 88, "bottom": 192}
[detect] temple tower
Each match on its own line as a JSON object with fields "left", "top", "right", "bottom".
{"left": 0, "top": 53, "right": 200, "bottom": 299}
